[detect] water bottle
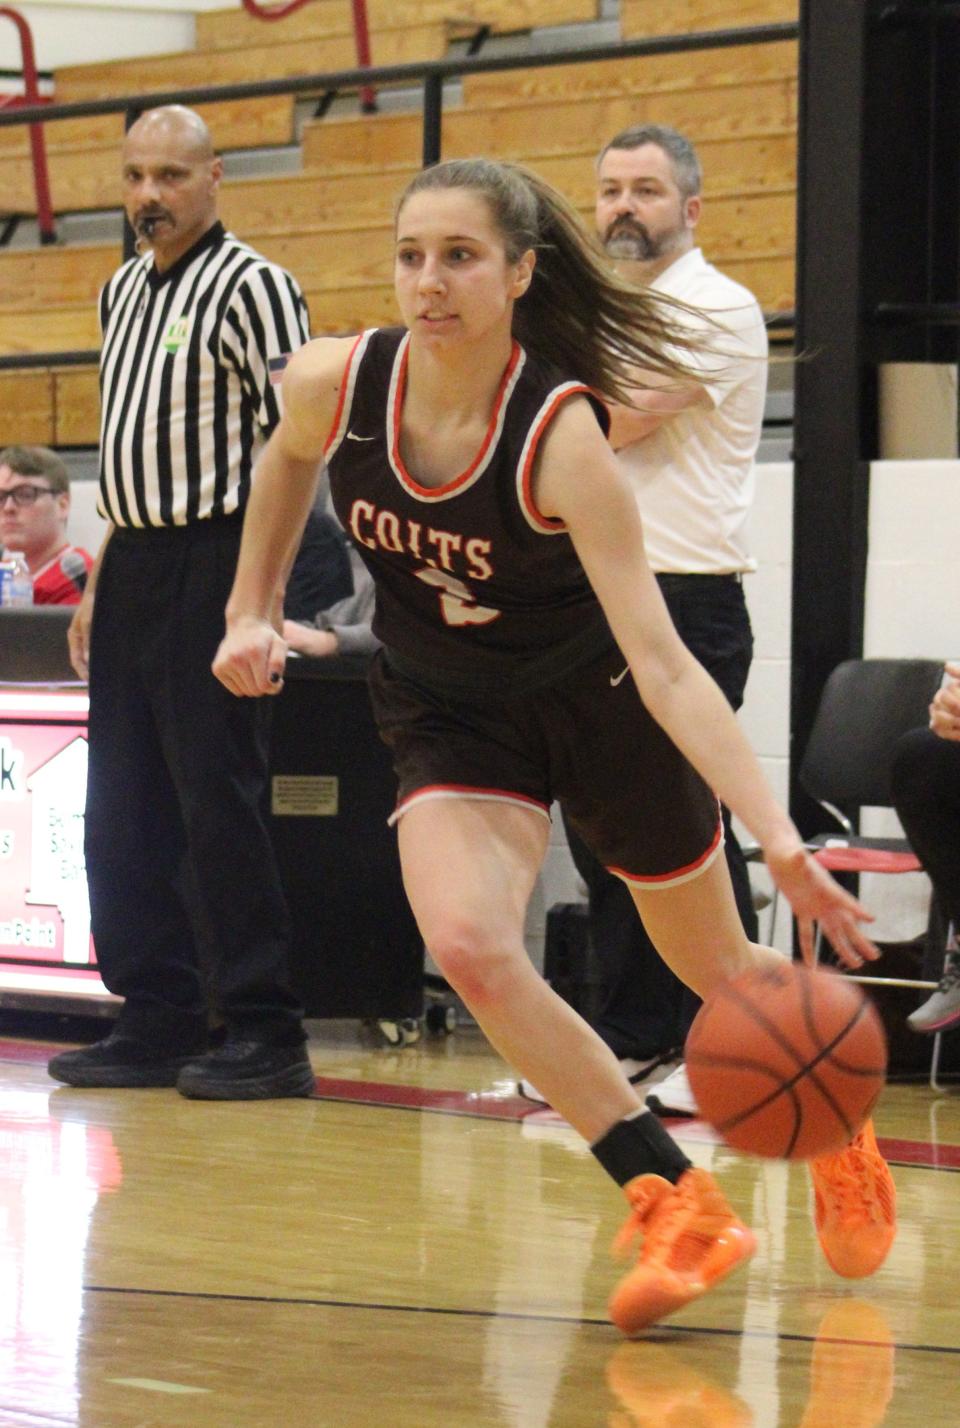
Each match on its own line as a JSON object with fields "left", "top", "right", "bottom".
{"left": 1, "top": 551, "right": 33, "bottom": 607}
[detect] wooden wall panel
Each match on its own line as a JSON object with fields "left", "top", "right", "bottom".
{"left": 54, "top": 368, "right": 101, "bottom": 446}
{"left": 0, "top": 247, "right": 114, "bottom": 311}
{"left": 0, "top": 306, "right": 99, "bottom": 357}
{"left": 54, "top": 27, "right": 446, "bottom": 103}
{"left": 217, "top": 132, "right": 794, "bottom": 239}
{"left": 463, "top": 40, "right": 797, "bottom": 106}
{"left": 0, "top": 371, "right": 55, "bottom": 444}
{"left": 621, "top": 0, "right": 797, "bottom": 37}
{"left": 0, "top": 97, "right": 294, "bottom": 163}
{"left": 304, "top": 79, "right": 797, "bottom": 170}
{"left": 196, "top": 0, "right": 599, "bottom": 52}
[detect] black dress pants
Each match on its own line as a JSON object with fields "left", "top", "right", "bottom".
{"left": 562, "top": 574, "right": 758, "bottom": 1060}
{"left": 84, "top": 516, "right": 304, "bottom": 1050}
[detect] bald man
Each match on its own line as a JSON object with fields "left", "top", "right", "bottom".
{"left": 49, "top": 107, "right": 315, "bottom": 1099}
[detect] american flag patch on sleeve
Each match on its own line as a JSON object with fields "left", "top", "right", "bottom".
{"left": 269, "top": 354, "right": 291, "bottom": 385}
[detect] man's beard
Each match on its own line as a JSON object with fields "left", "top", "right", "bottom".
{"left": 602, "top": 216, "right": 673, "bottom": 263}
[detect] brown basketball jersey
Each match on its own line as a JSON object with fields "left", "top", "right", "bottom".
{"left": 325, "top": 327, "right": 614, "bottom": 695}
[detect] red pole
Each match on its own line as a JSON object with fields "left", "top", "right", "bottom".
{"left": 0, "top": 7, "right": 55, "bottom": 243}
{"left": 350, "top": 0, "right": 377, "bottom": 113}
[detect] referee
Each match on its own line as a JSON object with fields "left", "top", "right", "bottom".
{"left": 49, "top": 106, "right": 314, "bottom": 1099}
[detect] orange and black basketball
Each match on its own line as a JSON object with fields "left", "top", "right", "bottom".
{"left": 685, "top": 962, "right": 887, "bottom": 1160}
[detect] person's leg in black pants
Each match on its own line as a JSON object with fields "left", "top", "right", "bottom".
{"left": 570, "top": 576, "right": 758, "bottom": 1061}
{"left": 52, "top": 520, "right": 308, "bottom": 1092}
{"left": 891, "top": 727, "right": 960, "bottom": 937}
{"left": 151, "top": 519, "right": 305, "bottom": 1047}
{"left": 891, "top": 727, "right": 960, "bottom": 1033}
{"left": 81, "top": 531, "right": 210, "bottom": 1053}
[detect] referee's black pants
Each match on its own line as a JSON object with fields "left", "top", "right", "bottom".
{"left": 562, "top": 574, "right": 758, "bottom": 1061}
{"left": 84, "top": 515, "right": 305, "bottom": 1052}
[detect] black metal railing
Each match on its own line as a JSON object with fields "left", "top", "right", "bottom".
{"left": 0, "top": 20, "right": 800, "bottom": 373}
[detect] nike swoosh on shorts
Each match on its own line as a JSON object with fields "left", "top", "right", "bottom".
{"left": 346, "top": 432, "right": 376, "bottom": 442}
{"left": 610, "top": 665, "right": 630, "bottom": 687}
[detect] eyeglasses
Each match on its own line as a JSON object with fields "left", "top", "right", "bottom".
{"left": 0, "top": 484, "right": 56, "bottom": 508}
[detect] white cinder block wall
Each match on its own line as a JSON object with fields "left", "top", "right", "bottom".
{"left": 527, "top": 458, "right": 960, "bottom": 966}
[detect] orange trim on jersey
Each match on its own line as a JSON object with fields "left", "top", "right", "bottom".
{"left": 519, "top": 383, "right": 594, "bottom": 532}
{"left": 323, "top": 331, "right": 366, "bottom": 456}
{"left": 390, "top": 339, "right": 524, "bottom": 499}
{"left": 608, "top": 815, "right": 724, "bottom": 888}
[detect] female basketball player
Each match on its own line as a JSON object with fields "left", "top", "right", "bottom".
{"left": 212, "top": 159, "right": 896, "bottom": 1332}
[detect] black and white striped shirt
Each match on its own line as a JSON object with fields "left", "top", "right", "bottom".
{"left": 97, "top": 222, "right": 309, "bottom": 528}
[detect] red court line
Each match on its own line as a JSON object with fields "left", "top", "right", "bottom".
{"left": 312, "top": 1079, "right": 960, "bottom": 1165}
{"left": 4, "top": 1039, "right": 958, "bottom": 1165}
{"left": 313, "top": 1075, "right": 534, "bottom": 1120}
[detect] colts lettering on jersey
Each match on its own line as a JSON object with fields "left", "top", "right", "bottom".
{"left": 349, "top": 498, "right": 500, "bottom": 628}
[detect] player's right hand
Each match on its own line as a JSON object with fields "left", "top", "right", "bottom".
{"left": 213, "top": 616, "right": 287, "bottom": 696}
{"left": 67, "top": 593, "right": 94, "bottom": 681}
{"left": 929, "top": 661, "right": 960, "bottom": 741}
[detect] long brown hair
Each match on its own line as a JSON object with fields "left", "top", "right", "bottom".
{"left": 396, "top": 157, "right": 717, "bottom": 405}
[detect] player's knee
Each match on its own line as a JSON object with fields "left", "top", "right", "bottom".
{"left": 428, "top": 926, "right": 517, "bottom": 1008}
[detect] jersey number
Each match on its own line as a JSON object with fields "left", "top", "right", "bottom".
{"left": 415, "top": 567, "right": 501, "bottom": 628}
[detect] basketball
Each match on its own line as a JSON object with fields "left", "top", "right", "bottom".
{"left": 685, "top": 962, "right": 887, "bottom": 1160}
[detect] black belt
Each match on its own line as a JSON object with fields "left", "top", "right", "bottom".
{"left": 656, "top": 572, "right": 743, "bottom": 588}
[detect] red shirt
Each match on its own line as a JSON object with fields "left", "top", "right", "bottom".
{"left": 31, "top": 544, "right": 93, "bottom": 605}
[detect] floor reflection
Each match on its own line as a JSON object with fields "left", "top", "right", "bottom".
{"left": 0, "top": 1086, "right": 119, "bottom": 1424}
{"left": 0, "top": 1044, "right": 951, "bottom": 1428}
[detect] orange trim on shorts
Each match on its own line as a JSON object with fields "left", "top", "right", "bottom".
{"left": 388, "top": 783, "right": 551, "bottom": 826}
{"left": 608, "top": 814, "right": 725, "bottom": 889}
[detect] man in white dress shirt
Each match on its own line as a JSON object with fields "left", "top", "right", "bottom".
{"left": 543, "top": 125, "right": 770, "bottom": 1115}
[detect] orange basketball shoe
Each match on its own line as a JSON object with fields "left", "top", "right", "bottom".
{"left": 608, "top": 1168, "right": 757, "bottom": 1336}
{"left": 807, "top": 1118, "right": 897, "bottom": 1278}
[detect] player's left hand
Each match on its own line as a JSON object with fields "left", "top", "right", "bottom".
{"left": 764, "top": 840, "right": 878, "bottom": 969}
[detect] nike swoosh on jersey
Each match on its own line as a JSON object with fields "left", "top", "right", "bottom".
{"left": 610, "top": 665, "right": 630, "bottom": 687}
{"left": 346, "top": 431, "right": 377, "bottom": 441}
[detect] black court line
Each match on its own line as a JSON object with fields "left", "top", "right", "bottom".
{"left": 81, "top": 1283, "right": 960, "bottom": 1356}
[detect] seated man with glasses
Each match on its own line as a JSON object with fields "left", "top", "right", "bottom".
{"left": 0, "top": 445, "right": 93, "bottom": 604}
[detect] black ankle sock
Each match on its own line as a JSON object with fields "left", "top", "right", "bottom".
{"left": 590, "top": 1110, "right": 693, "bottom": 1187}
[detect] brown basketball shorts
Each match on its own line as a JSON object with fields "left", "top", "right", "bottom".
{"left": 367, "top": 645, "right": 722, "bottom": 888}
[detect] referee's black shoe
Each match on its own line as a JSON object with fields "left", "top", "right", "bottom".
{"left": 47, "top": 1033, "right": 205, "bottom": 1089}
{"left": 176, "top": 1037, "right": 315, "bottom": 1100}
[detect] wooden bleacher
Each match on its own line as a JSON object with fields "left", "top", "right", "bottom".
{"left": 0, "top": 0, "right": 798, "bottom": 447}
{"left": 194, "top": 0, "right": 602, "bottom": 52}
{"left": 620, "top": 0, "right": 797, "bottom": 38}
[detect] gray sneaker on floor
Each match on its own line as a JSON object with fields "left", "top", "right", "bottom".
{"left": 907, "top": 950, "right": 960, "bottom": 1034}
{"left": 517, "top": 1051, "right": 674, "bottom": 1107}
